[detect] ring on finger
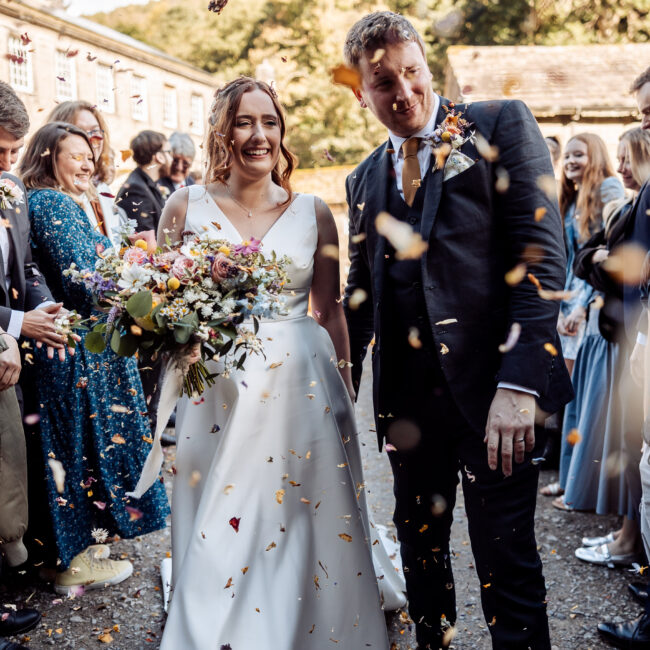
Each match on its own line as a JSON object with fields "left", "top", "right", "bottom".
{"left": 515, "top": 438, "right": 525, "bottom": 443}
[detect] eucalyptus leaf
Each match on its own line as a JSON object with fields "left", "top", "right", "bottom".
{"left": 126, "top": 291, "right": 153, "bottom": 318}
{"left": 85, "top": 330, "right": 106, "bottom": 354}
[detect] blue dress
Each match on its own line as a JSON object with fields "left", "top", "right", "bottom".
{"left": 559, "top": 177, "right": 625, "bottom": 360}
{"left": 28, "top": 189, "right": 169, "bottom": 569}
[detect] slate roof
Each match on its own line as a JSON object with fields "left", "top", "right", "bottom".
{"left": 444, "top": 44, "right": 650, "bottom": 118}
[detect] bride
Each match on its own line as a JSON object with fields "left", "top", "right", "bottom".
{"left": 155, "top": 77, "right": 402, "bottom": 649}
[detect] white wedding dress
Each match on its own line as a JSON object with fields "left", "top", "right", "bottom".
{"left": 160, "top": 186, "right": 401, "bottom": 649}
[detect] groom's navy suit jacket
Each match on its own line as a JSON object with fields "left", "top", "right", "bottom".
{"left": 344, "top": 97, "right": 574, "bottom": 445}
{"left": 0, "top": 172, "right": 54, "bottom": 331}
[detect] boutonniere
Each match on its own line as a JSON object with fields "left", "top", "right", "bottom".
{"left": 425, "top": 103, "right": 476, "bottom": 181}
{"left": 0, "top": 178, "right": 24, "bottom": 210}
{"left": 158, "top": 184, "right": 171, "bottom": 200}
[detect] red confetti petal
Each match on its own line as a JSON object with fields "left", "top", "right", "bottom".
{"left": 229, "top": 517, "right": 240, "bottom": 532}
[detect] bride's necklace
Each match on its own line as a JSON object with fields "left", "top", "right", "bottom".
{"left": 226, "top": 184, "right": 266, "bottom": 219}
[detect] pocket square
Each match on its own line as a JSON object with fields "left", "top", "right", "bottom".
{"left": 443, "top": 149, "right": 475, "bottom": 181}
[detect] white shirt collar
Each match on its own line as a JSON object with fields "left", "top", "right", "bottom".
{"left": 388, "top": 94, "right": 440, "bottom": 157}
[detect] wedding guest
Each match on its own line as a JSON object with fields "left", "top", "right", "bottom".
{"left": 599, "top": 67, "right": 650, "bottom": 649}
{"left": 18, "top": 122, "right": 169, "bottom": 594}
{"left": 47, "top": 101, "right": 124, "bottom": 246}
{"left": 561, "top": 130, "right": 650, "bottom": 568}
{"left": 0, "top": 327, "right": 41, "bottom": 646}
{"left": 545, "top": 135, "right": 562, "bottom": 178}
{"left": 116, "top": 131, "right": 173, "bottom": 438}
{"left": 157, "top": 131, "right": 196, "bottom": 197}
{"left": 542, "top": 133, "right": 624, "bottom": 500}
{"left": 116, "top": 130, "right": 171, "bottom": 233}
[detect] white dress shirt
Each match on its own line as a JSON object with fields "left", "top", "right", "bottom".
{"left": 387, "top": 95, "right": 440, "bottom": 202}
{"left": 385, "top": 100, "right": 538, "bottom": 399}
{"left": 1, "top": 206, "right": 53, "bottom": 339}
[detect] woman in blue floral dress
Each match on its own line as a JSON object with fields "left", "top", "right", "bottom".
{"left": 19, "top": 122, "right": 169, "bottom": 594}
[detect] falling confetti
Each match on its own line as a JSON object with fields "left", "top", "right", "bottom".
{"left": 498, "top": 322, "right": 521, "bottom": 353}
{"left": 48, "top": 459, "right": 66, "bottom": 494}
{"left": 229, "top": 517, "right": 241, "bottom": 532}
{"left": 375, "top": 211, "right": 428, "bottom": 260}
{"left": 330, "top": 64, "right": 361, "bottom": 90}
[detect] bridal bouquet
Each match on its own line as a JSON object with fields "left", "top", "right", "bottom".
{"left": 64, "top": 220, "right": 289, "bottom": 395}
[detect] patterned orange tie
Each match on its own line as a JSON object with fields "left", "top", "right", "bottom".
{"left": 401, "top": 137, "right": 421, "bottom": 207}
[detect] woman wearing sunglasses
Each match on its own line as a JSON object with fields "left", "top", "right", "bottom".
{"left": 46, "top": 101, "right": 125, "bottom": 246}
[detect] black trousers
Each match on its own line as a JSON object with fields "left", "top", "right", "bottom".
{"left": 384, "top": 356, "right": 550, "bottom": 650}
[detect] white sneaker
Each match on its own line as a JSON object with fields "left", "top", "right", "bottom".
{"left": 54, "top": 547, "right": 133, "bottom": 595}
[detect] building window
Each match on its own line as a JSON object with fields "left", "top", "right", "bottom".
{"left": 130, "top": 74, "right": 147, "bottom": 122}
{"left": 8, "top": 36, "right": 33, "bottom": 93}
{"left": 55, "top": 50, "right": 77, "bottom": 101}
{"left": 190, "top": 94, "right": 205, "bottom": 135}
{"left": 96, "top": 63, "right": 115, "bottom": 113}
{"left": 163, "top": 86, "right": 177, "bottom": 129}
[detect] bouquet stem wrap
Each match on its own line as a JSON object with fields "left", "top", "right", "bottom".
{"left": 126, "top": 358, "right": 184, "bottom": 499}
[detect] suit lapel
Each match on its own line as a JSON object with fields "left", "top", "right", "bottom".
{"left": 420, "top": 97, "right": 452, "bottom": 245}
{"left": 364, "top": 141, "right": 391, "bottom": 303}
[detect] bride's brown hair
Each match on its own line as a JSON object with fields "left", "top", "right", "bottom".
{"left": 205, "top": 77, "right": 296, "bottom": 202}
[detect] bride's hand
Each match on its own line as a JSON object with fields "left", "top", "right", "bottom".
{"left": 177, "top": 342, "right": 202, "bottom": 366}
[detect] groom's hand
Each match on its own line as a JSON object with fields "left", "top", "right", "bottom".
{"left": 484, "top": 388, "right": 535, "bottom": 477}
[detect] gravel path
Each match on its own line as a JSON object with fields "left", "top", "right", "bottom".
{"left": 2, "top": 365, "right": 643, "bottom": 649}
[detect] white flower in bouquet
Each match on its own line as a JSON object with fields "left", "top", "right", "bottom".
{"left": 118, "top": 264, "right": 153, "bottom": 291}
{"left": 0, "top": 178, "right": 24, "bottom": 210}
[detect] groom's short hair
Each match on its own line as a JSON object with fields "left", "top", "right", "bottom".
{"left": 631, "top": 66, "right": 650, "bottom": 93}
{"left": 344, "top": 12, "right": 426, "bottom": 69}
{"left": 0, "top": 80, "right": 29, "bottom": 139}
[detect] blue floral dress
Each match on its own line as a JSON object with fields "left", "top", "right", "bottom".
{"left": 28, "top": 189, "right": 169, "bottom": 569}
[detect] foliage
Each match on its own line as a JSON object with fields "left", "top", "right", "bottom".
{"left": 90, "top": 0, "right": 650, "bottom": 165}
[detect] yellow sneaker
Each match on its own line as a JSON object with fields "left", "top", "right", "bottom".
{"left": 54, "top": 547, "right": 133, "bottom": 595}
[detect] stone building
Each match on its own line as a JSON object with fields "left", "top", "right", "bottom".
{"left": 444, "top": 43, "right": 650, "bottom": 167}
{"left": 0, "top": 0, "right": 216, "bottom": 176}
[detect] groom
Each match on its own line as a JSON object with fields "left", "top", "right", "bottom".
{"left": 343, "top": 12, "right": 573, "bottom": 649}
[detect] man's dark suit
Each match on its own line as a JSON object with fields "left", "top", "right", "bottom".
{"left": 344, "top": 97, "right": 573, "bottom": 649}
{"left": 0, "top": 173, "right": 54, "bottom": 337}
{"left": 157, "top": 174, "right": 195, "bottom": 198}
{"left": 115, "top": 167, "right": 166, "bottom": 234}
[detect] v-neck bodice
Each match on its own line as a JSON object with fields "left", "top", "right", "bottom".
{"left": 184, "top": 184, "right": 317, "bottom": 319}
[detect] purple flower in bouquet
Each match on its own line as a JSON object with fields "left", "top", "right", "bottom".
{"left": 233, "top": 238, "right": 262, "bottom": 255}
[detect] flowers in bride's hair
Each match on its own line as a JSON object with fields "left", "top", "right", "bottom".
{"left": 63, "top": 220, "right": 290, "bottom": 396}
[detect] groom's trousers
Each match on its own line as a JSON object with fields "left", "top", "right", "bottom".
{"left": 384, "top": 347, "right": 550, "bottom": 650}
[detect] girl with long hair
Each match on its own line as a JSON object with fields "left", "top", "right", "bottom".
{"left": 18, "top": 122, "right": 169, "bottom": 594}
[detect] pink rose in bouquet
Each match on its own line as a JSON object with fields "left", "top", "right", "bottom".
{"left": 123, "top": 246, "right": 148, "bottom": 265}
{"left": 128, "top": 230, "right": 158, "bottom": 254}
{"left": 211, "top": 253, "right": 238, "bottom": 282}
{"left": 153, "top": 251, "right": 181, "bottom": 270}
{"left": 171, "top": 256, "right": 198, "bottom": 281}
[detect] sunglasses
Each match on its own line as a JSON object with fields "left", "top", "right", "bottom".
{"left": 172, "top": 157, "right": 191, "bottom": 171}
{"left": 86, "top": 128, "right": 104, "bottom": 142}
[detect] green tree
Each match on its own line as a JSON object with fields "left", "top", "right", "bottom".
{"left": 91, "top": 0, "right": 650, "bottom": 165}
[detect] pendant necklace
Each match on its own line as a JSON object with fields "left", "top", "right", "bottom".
{"left": 226, "top": 184, "right": 257, "bottom": 218}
